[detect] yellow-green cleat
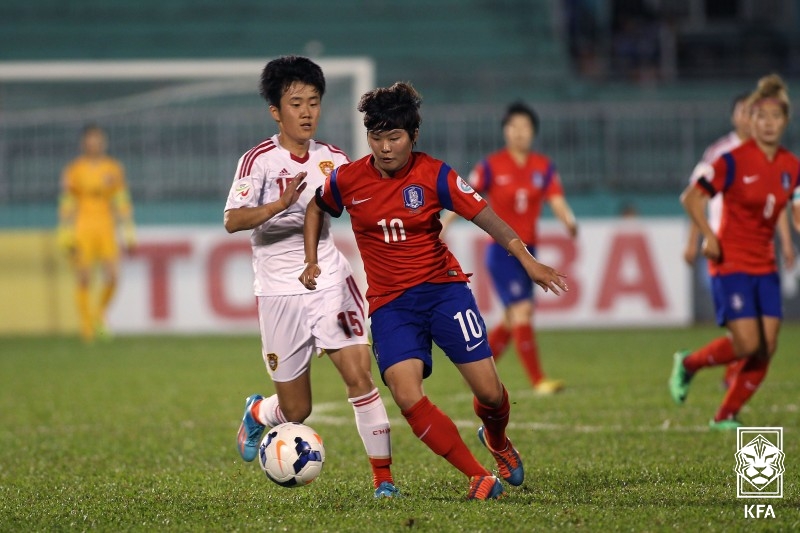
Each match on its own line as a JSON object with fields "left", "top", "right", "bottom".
{"left": 669, "top": 350, "right": 693, "bottom": 405}
{"left": 709, "top": 417, "right": 743, "bottom": 431}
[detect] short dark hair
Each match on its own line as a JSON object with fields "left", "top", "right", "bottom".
{"left": 259, "top": 55, "right": 326, "bottom": 107}
{"left": 358, "top": 82, "right": 422, "bottom": 140}
{"left": 731, "top": 91, "right": 750, "bottom": 112}
{"left": 81, "top": 123, "right": 103, "bottom": 136}
{"left": 502, "top": 101, "right": 539, "bottom": 134}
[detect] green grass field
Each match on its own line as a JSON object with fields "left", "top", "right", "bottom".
{"left": 1, "top": 326, "right": 798, "bottom": 532}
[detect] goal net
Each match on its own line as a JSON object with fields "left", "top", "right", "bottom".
{"left": 0, "top": 58, "right": 375, "bottom": 215}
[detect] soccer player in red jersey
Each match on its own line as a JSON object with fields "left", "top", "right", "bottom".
{"left": 456, "top": 102, "right": 577, "bottom": 394}
{"left": 681, "top": 93, "right": 794, "bottom": 390}
{"left": 672, "top": 74, "right": 800, "bottom": 430}
{"left": 301, "top": 82, "right": 568, "bottom": 499}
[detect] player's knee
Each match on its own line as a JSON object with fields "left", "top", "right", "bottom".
{"left": 388, "top": 387, "right": 423, "bottom": 412}
{"left": 764, "top": 339, "right": 778, "bottom": 358}
{"left": 734, "top": 339, "right": 761, "bottom": 359}
{"left": 473, "top": 384, "right": 504, "bottom": 408}
{"left": 344, "top": 374, "right": 375, "bottom": 398}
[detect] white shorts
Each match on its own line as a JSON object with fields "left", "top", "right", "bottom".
{"left": 257, "top": 275, "right": 368, "bottom": 382}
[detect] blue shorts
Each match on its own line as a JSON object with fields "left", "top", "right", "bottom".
{"left": 711, "top": 272, "right": 782, "bottom": 326}
{"left": 370, "top": 282, "right": 493, "bottom": 381}
{"left": 486, "top": 241, "right": 535, "bottom": 306}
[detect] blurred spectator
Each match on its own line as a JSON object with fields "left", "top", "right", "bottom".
{"left": 611, "top": 0, "right": 663, "bottom": 82}
{"left": 564, "top": 0, "right": 603, "bottom": 78}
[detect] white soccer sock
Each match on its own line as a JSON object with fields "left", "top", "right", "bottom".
{"left": 257, "top": 394, "right": 287, "bottom": 427}
{"left": 348, "top": 388, "right": 392, "bottom": 459}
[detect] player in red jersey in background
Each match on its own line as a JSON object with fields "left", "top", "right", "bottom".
{"left": 672, "top": 74, "right": 800, "bottom": 430}
{"left": 466, "top": 102, "right": 577, "bottom": 394}
{"left": 301, "top": 82, "right": 568, "bottom": 500}
{"left": 682, "top": 93, "right": 795, "bottom": 390}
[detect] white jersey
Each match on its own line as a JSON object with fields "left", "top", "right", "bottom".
{"left": 225, "top": 134, "right": 352, "bottom": 295}
{"left": 688, "top": 131, "right": 743, "bottom": 234}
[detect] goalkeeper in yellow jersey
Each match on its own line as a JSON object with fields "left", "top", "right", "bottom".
{"left": 57, "top": 124, "right": 136, "bottom": 342}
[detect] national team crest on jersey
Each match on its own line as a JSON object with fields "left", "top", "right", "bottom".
{"left": 532, "top": 171, "right": 544, "bottom": 189}
{"left": 319, "top": 161, "right": 334, "bottom": 177}
{"left": 457, "top": 176, "right": 474, "bottom": 193}
{"left": 403, "top": 185, "right": 424, "bottom": 209}
{"left": 267, "top": 352, "right": 278, "bottom": 372}
{"left": 782, "top": 172, "right": 791, "bottom": 190}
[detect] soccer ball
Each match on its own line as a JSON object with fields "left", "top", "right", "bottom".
{"left": 258, "top": 422, "right": 325, "bottom": 487}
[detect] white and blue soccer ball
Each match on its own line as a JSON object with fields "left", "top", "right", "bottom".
{"left": 258, "top": 422, "right": 325, "bottom": 487}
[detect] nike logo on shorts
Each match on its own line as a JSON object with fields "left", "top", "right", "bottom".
{"left": 466, "top": 340, "right": 486, "bottom": 352}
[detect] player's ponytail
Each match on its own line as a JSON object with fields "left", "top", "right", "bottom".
{"left": 748, "top": 73, "right": 791, "bottom": 118}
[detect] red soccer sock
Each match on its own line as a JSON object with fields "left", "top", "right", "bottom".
{"left": 512, "top": 324, "right": 544, "bottom": 384}
{"left": 402, "top": 396, "right": 489, "bottom": 478}
{"left": 369, "top": 457, "right": 393, "bottom": 488}
{"left": 683, "top": 336, "right": 737, "bottom": 374}
{"left": 723, "top": 358, "right": 747, "bottom": 389}
{"left": 473, "top": 386, "right": 510, "bottom": 451}
{"left": 488, "top": 324, "right": 511, "bottom": 361}
{"left": 715, "top": 356, "right": 770, "bottom": 422}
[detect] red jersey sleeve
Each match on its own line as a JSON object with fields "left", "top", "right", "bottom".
{"left": 439, "top": 164, "right": 487, "bottom": 220}
{"left": 543, "top": 164, "right": 565, "bottom": 199}
{"left": 314, "top": 166, "right": 345, "bottom": 217}
{"left": 697, "top": 153, "right": 733, "bottom": 197}
{"left": 468, "top": 159, "right": 490, "bottom": 194}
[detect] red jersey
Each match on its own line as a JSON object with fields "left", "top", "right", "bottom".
{"left": 316, "top": 152, "right": 488, "bottom": 313}
{"left": 469, "top": 148, "right": 564, "bottom": 245}
{"left": 697, "top": 138, "right": 800, "bottom": 276}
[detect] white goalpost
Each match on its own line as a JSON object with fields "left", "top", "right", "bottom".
{"left": 0, "top": 58, "right": 375, "bottom": 159}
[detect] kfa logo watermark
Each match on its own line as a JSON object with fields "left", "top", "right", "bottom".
{"left": 736, "top": 427, "right": 784, "bottom": 520}
{"left": 735, "top": 427, "right": 784, "bottom": 498}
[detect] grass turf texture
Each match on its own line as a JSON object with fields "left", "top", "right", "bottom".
{"left": 1, "top": 326, "right": 798, "bottom": 532}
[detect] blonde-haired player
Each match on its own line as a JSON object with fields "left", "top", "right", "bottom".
{"left": 674, "top": 73, "right": 800, "bottom": 429}
{"left": 57, "top": 124, "right": 136, "bottom": 342}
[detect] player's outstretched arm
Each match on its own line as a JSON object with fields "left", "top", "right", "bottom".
{"left": 56, "top": 171, "right": 77, "bottom": 254}
{"left": 471, "top": 205, "right": 567, "bottom": 295}
{"left": 299, "top": 197, "right": 324, "bottom": 290}
{"left": 793, "top": 200, "right": 800, "bottom": 234}
{"left": 777, "top": 207, "right": 795, "bottom": 270}
{"left": 224, "top": 171, "right": 307, "bottom": 233}
{"left": 549, "top": 195, "right": 578, "bottom": 237}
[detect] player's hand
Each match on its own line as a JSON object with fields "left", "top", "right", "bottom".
{"left": 683, "top": 244, "right": 698, "bottom": 266}
{"left": 278, "top": 172, "right": 308, "bottom": 210}
{"left": 299, "top": 262, "right": 321, "bottom": 290}
{"left": 567, "top": 222, "right": 578, "bottom": 238}
{"left": 56, "top": 225, "right": 75, "bottom": 254}
{"left": 701, "top": 235, "right": 721, "bottom": 263}
{"left": 782, "top": 243, "right": 796, "bottom": 270}
{"left": 524, "top": 259, "right": 568, "bottom": 295}
{"left": 122, "top": 223, "right": 137, "bottom": 255}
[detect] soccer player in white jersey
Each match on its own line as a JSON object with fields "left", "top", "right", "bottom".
{"left": 680, "top": 92, "right": 794, "bottom": 389}
{"left": 682, "top": 93, "right": 751, "bottom": 267}
{"left": 223, "top": 56, "right": 398, "bottom": 498}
